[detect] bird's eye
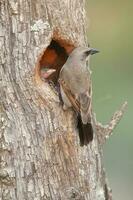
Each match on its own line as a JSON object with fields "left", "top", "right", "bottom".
{"left": 85, "top": 50, "right": 91, "bottom": 56}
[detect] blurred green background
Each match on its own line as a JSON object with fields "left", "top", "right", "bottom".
{"left": 86, "top": 1, "right": 133, "bottom": 199}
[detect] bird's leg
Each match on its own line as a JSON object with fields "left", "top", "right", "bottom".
{"left": 63, "top": 104, "right": 69, "bottom": 110}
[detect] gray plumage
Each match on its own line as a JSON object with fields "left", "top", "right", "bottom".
{"left": 59, "top": 46, "right": 99, "bottom": 146}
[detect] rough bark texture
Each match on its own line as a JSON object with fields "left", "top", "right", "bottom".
{"left": 0, "top": 0, "right": 126, "bottom": 200}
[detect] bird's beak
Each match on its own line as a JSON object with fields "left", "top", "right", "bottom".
{"left": 47, "top": 69, "right": 56, "bottom": 73}
{"left": 41, "top": 68, "right": 56, "bottom": 79}
{"left": 46, "top": 69, "right": 56, "bottom": 77}
{"left": 90, "top": 48, "right": 99, "bottom": 55}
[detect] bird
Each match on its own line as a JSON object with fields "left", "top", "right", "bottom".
{"left": 40, "top": 67, "right": 56, "bottom": 80}
{"left": 59, "top": 46, "right": 99, "bottom": 146}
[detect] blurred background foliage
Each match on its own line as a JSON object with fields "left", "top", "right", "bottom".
{"left": 86, "top": 1, "right": 133, "bottom": 199}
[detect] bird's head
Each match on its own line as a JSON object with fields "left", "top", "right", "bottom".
{"left": 40, "top": 68, "right": 56, "bottom": 79}
{"left": 69, "top": 46, "right": 99, "bottom": 62}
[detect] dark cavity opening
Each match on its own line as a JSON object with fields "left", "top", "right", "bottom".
{"left": 38, "top": 39, "right": 74, "bottom": 85}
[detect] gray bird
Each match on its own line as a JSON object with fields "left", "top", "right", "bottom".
{"left": 59, "top": 46, "right": 99, "bottom": 146}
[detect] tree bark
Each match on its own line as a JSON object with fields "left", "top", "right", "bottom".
{"left": 0, "top": 0, "right": 126, "bottom": 199}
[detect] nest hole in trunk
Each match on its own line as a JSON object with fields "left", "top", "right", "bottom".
{"left": 37, "top": 39, "right": 74, "bottom": 86}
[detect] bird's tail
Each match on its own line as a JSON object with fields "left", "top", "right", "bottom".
{"left": 77, "top": 115, "right": 93, "bottom": 146}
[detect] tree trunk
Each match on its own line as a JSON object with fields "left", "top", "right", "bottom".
{"left": 0, "top": 1, "right": 126, "bottom": 199}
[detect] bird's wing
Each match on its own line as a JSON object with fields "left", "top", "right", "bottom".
{"left": 59, "top": 78, "right": 93, "bottom": 146}
{"left": 59, "top": 79, "right": 92, "bottom": 117}
{"left": 59, "top": 78, "right": 80, "bottom": 113}
{"left": 79, "top": 92, "right": 92, "bottom": 124}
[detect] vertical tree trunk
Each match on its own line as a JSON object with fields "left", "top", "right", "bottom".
{"left": 0, "top": 0, "right": 126, "bottom": 199}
